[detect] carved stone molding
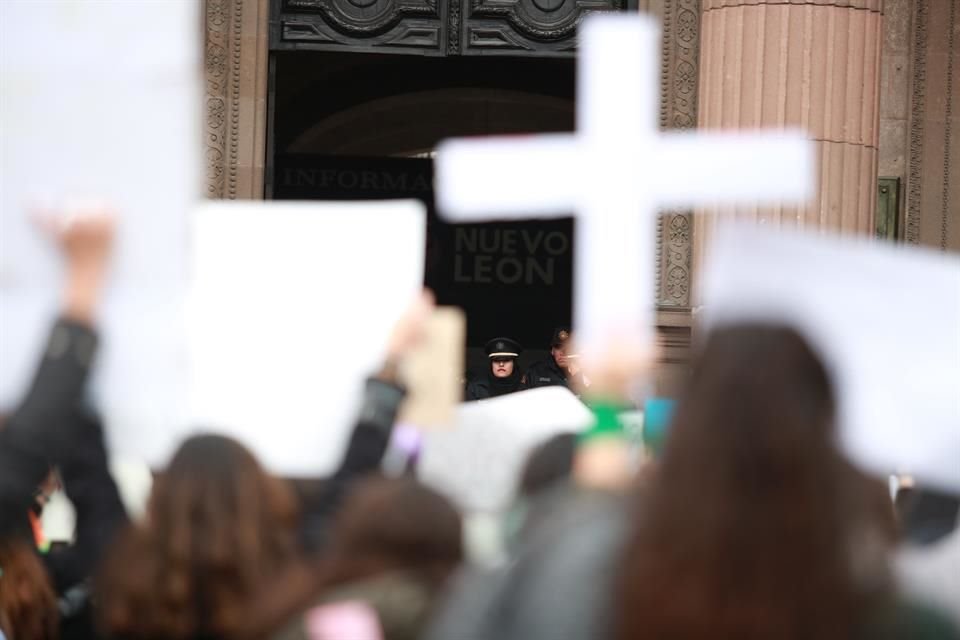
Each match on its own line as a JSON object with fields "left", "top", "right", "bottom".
{"left": 902, "top": 0, "right": 959, "bottom": 251}
{"left": 939, "top": 0, "right": 955, "bottom": 250}
{"left": 906, "top": 0, "right": 928, "bottom": 245}
{"left": 655, "top": 0, "right": 698, "bottom": 308}
{"left": 205, "top": 0, "right": 270, "bottom": 199}
{"left": 448, "top": 0, "right": 462, "bottom": 51}
{"left": 205, "top": 0, "right": 231, "bottom": 198}
{"left": 276, "top": 0, "right": 446, "bottom": 53}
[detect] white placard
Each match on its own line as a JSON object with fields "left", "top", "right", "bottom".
{"left": 418, "top": 387, "right": 594, "bottom": 512}
{"left": 0, "top": 1, "right": 199, "bottom": 456}
{"left": 187, "top": 200, "right": 427, "bottom": 476}
{"left": 700, "top": 225, "right": 960, "bottom": 491}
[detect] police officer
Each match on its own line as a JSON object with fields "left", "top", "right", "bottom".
{"left": 522, "top": 328, "right": 585, "bottom": 391}
{"left": 465, "top": 337, "right": 524, "bottom": 401}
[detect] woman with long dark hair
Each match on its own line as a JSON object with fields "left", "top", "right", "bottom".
{"left": 97, "top": 435, "right": 300, "bottom": 639}
{"left": 96, "top": 294, "right": 436, "bottom": 640}
{"left": 615, "top": 325, "right": 956, "bottom": 640}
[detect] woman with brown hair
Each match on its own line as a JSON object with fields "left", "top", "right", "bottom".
{"left": 97, "top": 294, "right": 437, "bottom": 640}
{"left": 0, "top": 539, "right": 60, "bottom": 640}
{"left": 269, "top": 476, "right": 464, "bottom": 640}
{"left": 97, "top": 434, "right": 301, "bottom": 640}
{"left": 614, "top": 325, "right": 957, "bottom": 640}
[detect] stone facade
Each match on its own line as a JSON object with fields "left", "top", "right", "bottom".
{"left": 202, "top": 0, "right": 957, "bottom": 395}
{"left": 204, "top": 0, "right": 271, "bottom": 200}
{"left": 881, "top": 0, "right": 959, "bottom": 251}
{"left": 641, "top": 0, "right": 702, "bottom": 393}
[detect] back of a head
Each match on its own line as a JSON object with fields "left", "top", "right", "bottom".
{"left": 616, "top": 325, "right": 874, "bottom": 640}
{"left": 327, "top": 476, "right": 463, "bottom": 590}
{"left": 0, "top": 538, "right": 58, "bottom": 640}
{"left": 98, "top": 434, "right": 299, "bottom": 639}
{"left": 517, "top": 433, "right": 576, "bottom": 498}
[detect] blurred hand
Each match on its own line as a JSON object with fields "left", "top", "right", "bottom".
{"left": 574, "top": 439, "right": 634, "bottom": 491}
{"left": 571, "top": 336, "right": 660, "bottom": 492}
{"left": 378, "top": 289, "right": 435, "bottom": 382}
{"left": 37, "top": 203, "right": 116, "bottom": 324}
{"left": 581, "top": 334, "right": 661, "bottom": 403}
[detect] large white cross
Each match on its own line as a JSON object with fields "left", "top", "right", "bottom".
{"left": 434, "top": 14, "right": 814, "bottom": 353}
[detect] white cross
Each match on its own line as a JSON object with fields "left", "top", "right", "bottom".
{"left": 434, "top": 14, "right": 814, "bottom": 354}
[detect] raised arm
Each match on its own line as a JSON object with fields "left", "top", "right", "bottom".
{"left": 0, "top": 318, "right": 100, "bottom": 543}
{"left": 0, "top": 209, "right": 114, "bottom": 541}
{"left": 300, "top": 291, "right": 433, "bottom": 552}
{"left": 45, "top": 407, "right": 127, "bottom": 596}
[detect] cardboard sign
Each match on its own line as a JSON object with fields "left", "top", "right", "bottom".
{"left": 397, "top": 307, "right": 466, "bottom": 428}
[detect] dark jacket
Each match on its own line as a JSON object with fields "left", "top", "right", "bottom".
{"left": 299, "top": 376, "right": 406, "bottom": 553}
{"left": 464, "top": 369, "right": 524, "bottom": 401}
{"left": 522, "top": 358, "right": 584, "bottom": 391}
{"left": 0, "top": 318, "right": 128, "bottom": 640}
{"left": 423, "top": 487, "right": 629, "bottom": 640}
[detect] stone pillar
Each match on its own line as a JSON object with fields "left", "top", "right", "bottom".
{"left": 638, "top": 0, "right": 702, "bottom": 396}
{"left": 693, "top": 0, "right": 884, "bottom": 280}
{"left": 878, "top": 0, "right": 912, "bottom": 185}
{"left": 204, "top": 0, "right": 270, "bottom": 200}
{"left": 901, "top": 0, "right": 960, "bottom": 251}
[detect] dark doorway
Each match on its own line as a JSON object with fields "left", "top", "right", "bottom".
{"left": 268, "top": 51, "right": 576, "bottom": 363}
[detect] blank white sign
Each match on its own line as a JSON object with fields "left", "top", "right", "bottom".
{"left": 0, "top": 1, "right": 199, "bottom": 456}
{"left": 419, "top": 387, "right": 594, "bottom": 512}
{"left": 187, "top": 200, "right": 427, "bottom": 476}
{"left": 701, "top": 225, "right": 960, "bottom": 492}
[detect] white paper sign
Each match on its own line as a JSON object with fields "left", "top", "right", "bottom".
{"left": 418, "top": 387, "right": 594, "bottom": 512}
{"left": 187, "top": 200, "right": 427, "bottom": 476}
{"left": 700, "top": 225, "right": 960, "bottom": 491}
{"left": 0, "top": 1, "right": 199, "bottom": 455}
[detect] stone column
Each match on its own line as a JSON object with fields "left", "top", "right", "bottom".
{"left": 638, "top": 0, "right": 702, "bottom": 396}
{"left": 204, "top": 0, "right": 271, "bottom": 200}
{"left": 693, "top": 0, "right": 884, "bottom": 280}
{"left": 901, "top": 0, "right": 960, "bottom": 251}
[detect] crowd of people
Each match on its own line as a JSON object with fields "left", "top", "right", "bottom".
{"left": 1, "top": 210, "right": 959, "bottom": 640}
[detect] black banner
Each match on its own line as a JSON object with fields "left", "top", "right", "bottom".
{"left": 273, "top": 154, "right": 573, "bottom": 348}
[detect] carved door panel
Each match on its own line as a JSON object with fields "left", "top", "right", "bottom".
{"left": 274, "top": 0, "right": 448, "bottom": 54}
{"left": 458, "top": 0, "right": 625, "bottom": 56}
{"left": 271, "top": 0, "right": 627, "bottom": 55}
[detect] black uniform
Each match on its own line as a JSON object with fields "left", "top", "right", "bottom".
{"left": 522, "top": 327, "right": 585, "bottom": 392}
{"left": 465, "top": 337, "right": 524, "bottom": 401}
{"left": 522, "top": 357, "right": 571, "bottom": 389}
{"left": 465, "top": 368, "right": 524, "bottom": 400}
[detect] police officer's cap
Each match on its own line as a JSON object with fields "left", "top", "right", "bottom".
{"left": 485, "top": 337, "right": 522, "bottom": 359}
{"left": 550, "top": 327, "right": 572, "bottom": 348}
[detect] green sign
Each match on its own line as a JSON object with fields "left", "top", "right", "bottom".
{"left": 876, "top": 177, "right": 901, "bottom": 241}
